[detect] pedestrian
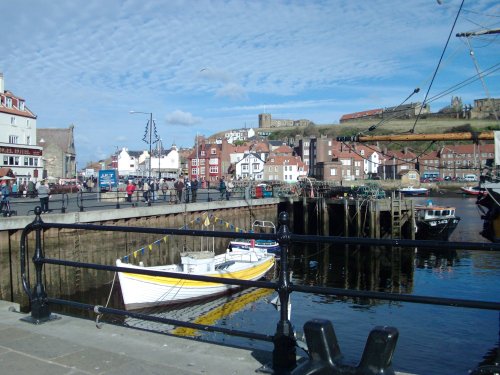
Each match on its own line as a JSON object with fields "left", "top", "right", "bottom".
{"left": 174, "top": 178, "right": 184, "bottom": 203}
{"left": 11, "top": 181, "right": 18, "bottom": 198}
{"left": 0, "top": 181, "right": 12, "bottom": 216}
{"left": 126, "top": 180, "right": 136, "bottom": 203}
{"left": 226, "top": 177, "right": 234, "bottom": 200}
{"left": 152, "top": 179, "right": 159, "bottom": 201}
{"left": 161, "top": 179, "right": 168, "bottom": 201}
{"left": 20, "top": 182, "right": 27, "bottom": 198}
{"left": 27, "top": 180, "right": 36, "bottom": 197}
{"left": 37, "top": 180, "right": 50, "bottom": 213}
{"left": 167, "top": 178, "right": 176, "bottom": 203}
{"left": 191, "top": 178, "right": 198, "bottom": 203}
{"left": 219, "top": 176, "right": 226, "bottom": 200}
{"left": 184, "top": 178, "right": 191, "bottom": 203}
{"left": 142, "top": 180, "right": 150, "bottom": 203}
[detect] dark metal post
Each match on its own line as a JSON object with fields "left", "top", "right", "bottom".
{"left": 78, "top": 191, "right": 84, "bottom": 212}
{"left": 116, "top": 188, "right": 120, "bottom": 209}
{"left": 273, "top": 211, "right": 297, "bottom": 373}
{"left": 21, "top": 206, "right": 59, "bottom": 324}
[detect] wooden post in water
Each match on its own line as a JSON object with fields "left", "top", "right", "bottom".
{"left": 369, "top": 200, "right": 376, "bottom": 238}
{"left": 355, "top": 199, "right": 362, "bottom": 237}
{"left": 344, "top": 199, "right": 349, "bottom": 237}
{"left": 374, "top": 200, "right": 380, "bottom": 238}
{"left": 321, "top": 197, "right": 329, "bottom": 236}
{"left": 302, "top": 196, "right": 308, "bottom": 234}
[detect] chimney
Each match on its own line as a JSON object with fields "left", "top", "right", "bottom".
{"left": 0, "top": 72, "right": 4, "bottom": 93}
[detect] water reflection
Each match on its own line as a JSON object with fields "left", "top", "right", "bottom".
{"left": 290, "top": 244, "right": 415, "bottom": 295}
{"left": 414, "top": 247, "right": 459, "bottom": 270}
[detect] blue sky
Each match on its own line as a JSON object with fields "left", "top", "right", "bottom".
{"left": 1, "top": 0, "right": 498, "bottom": 167}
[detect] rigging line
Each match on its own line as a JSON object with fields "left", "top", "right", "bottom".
{"left": 424, "top": 63, "right": 500, "bottom": 104}
{"left": 358, "top": 88, "right": 420, "bottom": 135}
{"left": 463, "top": 37, "right": 499, "bottom": 122}
{"left": 411, "top": 0, "right": 465, "bottom": 134}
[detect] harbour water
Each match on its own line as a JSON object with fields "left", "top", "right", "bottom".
{"left": 65, "top": 196, "right": 499, "bottom": 375}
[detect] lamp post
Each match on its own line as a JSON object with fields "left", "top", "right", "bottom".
{"left": 129, "top": 111, "right": 155, "bottom": 183}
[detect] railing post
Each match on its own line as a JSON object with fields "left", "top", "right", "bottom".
{"left": 21, "top": 206, "right": 59, "bottom": 324}
{"left": 116, "top": 188, "right": 120, "bottom": 209}
{"left": 273, "top": 211, "right": 297, "bottom": 373}
{"left": 78, "top": 191, "right": 84, "bottom": 212}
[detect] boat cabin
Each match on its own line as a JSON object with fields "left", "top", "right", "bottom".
{"left": 416, "top": 205, "right": 456, "bottom": 220}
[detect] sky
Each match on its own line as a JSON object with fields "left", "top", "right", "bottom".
{"left": 1, "top": 0, "right": 499, "bottom": 167}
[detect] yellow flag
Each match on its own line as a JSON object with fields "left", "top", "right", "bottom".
{"left": 204, "top": 217, "right": 210, "bottom": 226}
{"left": 226, "top": 222, "right": 229, "bottom": 228}
{"left": 163, "top": 236, "right": 168, "bottom": 243}
{"left": 133, "top": 251, "right": 137, "bottom": 258}
{"left": 148, "top": 244, "right": 153, "bottom": 251}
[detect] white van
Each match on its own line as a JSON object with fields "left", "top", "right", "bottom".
{"left": 464, "top": 174, "right": 478, "bottom": 182}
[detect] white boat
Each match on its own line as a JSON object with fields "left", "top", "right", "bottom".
{"left": 397, "top": 186, "right": 429, "bottom": 196}
{"left": 116, "top": 250, "right": 275, "bottom": 310}
{"left": 228, "top": 220, "right": 280, "bottom": 257}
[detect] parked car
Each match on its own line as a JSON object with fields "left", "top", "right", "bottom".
{"left": 464, "top": 174, "right": 478, "bottom": 182}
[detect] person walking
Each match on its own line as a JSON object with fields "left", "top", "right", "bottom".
{"left": 126, "top": 180, "right": 136, "bottom": 203}
{"left": 191, "top": 178, "right": 198, "bottom": 203}
{"left": 174, "top": 178, "right": 184, "bottom": 203}
{"left": 184, "top": 178, "right": 191, "bottom": 203}
{"left": 161, "top": 179, "right": 168, "bottom": 201}
{"left": 0, "top": 181, "right": 12, "bottom": 216}
{"left": 142, "top": 180, "right": 150, "bottom": 204}
{"left": 11, "top": 181, "right": 18, "bottom": 198}
{"left": 219, "top": 176, "right": 226, "bottom": 200}
{"left": 226, "top": 178, "right": 234, "bottom": 200}
{"left": 37, "top": 180, "right": 50, "bottom": 213}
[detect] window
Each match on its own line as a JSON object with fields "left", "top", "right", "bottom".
{"left": 330, "top": 168, "right": 337, "bottom": 176}
{"left": 9, "top": 135, "right": 18, "bottom": 144}
{"left": 210, "top": 148, "right": 216, "bottom": 155}
{"left": 191, "top": 168, "right": 198, "bottom": 175}
{"left": 209, "top": 166, "right": 218, "bottom": 173}
{"left": 19, "top": 101, "right": 25, "bottom": 110}
{"left": 354, "top": 161, "right": 361, "bottom": 167}
{"left": 26, "top": 136, "right": 30, "bottom": 145}
{"left": 192, "top": 159, "right": 198, "bottom": 166}
{"left": 6, "top": 97, "right": 12, "bottom": 108}
{"left": 242, "top": 164, "right": 249, "bottom": 171}
{"left": 11, "top": 117, "right": 16, "bottom": 125}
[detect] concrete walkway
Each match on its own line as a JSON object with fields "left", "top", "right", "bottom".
{"left": 0, "top": 300, "right": 273, "bottom": 375}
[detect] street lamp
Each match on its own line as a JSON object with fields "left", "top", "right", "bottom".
{"left": 129, "top": 111, "right": 157, "bottom": 183}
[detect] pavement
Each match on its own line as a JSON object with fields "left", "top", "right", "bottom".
{"left": 0, "top": 300, "right": 273, "bottom": 375}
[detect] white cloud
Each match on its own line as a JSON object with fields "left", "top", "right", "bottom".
{"left": 166, "top": 110, "right": 201, "bottom": 126}
{"left": 0, "top": 0, "right": 498, "bottom": 165}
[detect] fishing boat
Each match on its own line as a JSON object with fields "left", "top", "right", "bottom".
{"left": 397, "top": 186, "right": 429, "bottom": 196}
{"left": 460, "top": 185, "right": 487, "bottom": 196}
{"left": 415, "top": 202, "right": 460, "bottom": 241}
{"left": 228, "top": 220, "right": 280, "bottom": 257}
{"left": 116, "top": 250, "right": 275, "bottom": 310}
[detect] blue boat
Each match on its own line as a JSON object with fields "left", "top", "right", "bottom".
{"left": 397, "top": 186, "right": 429, "bottom": 196}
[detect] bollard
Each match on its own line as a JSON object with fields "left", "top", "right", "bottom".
{"left": 291, "top": 319, "right": 399, "bottom": 375}
{"left": 273, "top": 211, "right": 297, "bottom": 374}
{"left": 21, "top": 206, "right": 59, "bottom": 324}
{"left": 357, "top": 326, "right": 398, "bottom": 375}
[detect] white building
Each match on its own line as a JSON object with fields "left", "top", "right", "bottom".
{"left": 224, "top": 128, "right": 255, "bottom": 144}
{"left": 118, "top": 145, "right": 180, "bottom": 179}
{"left": 363, "top": 150, "right": 380, "bottom": 175}
{"left": 235, "top": 152, "right": 265, "bottom": 180}
{"left": 0, "top": 73, "right": 43, "bottom": 185}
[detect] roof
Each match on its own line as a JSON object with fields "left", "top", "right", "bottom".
{"left": 37, "top": 127, "right": 75, "bottom": 154}
{"left": 340, "top": 108, "right": 383, "bottom": 121}
{"left": 0, "top": 167, "right": 15, "bottom": 178}
{"left": 0, "top": 90, "right": 37, "bottom": 119}
{"left": 265, "top": 155, "right": 304, "bottom": 167}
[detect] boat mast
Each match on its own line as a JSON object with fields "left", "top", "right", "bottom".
{"left": 456, "top": 28, "right": 500, "bottom": 122}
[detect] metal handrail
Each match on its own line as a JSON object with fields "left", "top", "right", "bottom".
{"left": 19, "top": 207, "right": 500, "bottom": 374}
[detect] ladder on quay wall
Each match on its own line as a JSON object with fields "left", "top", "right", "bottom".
{"left": 391, "top": 193, "right": 402, "bottom": 239}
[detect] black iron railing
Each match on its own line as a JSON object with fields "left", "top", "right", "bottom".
{"left": 19, "top": 208, "right": 500, "bottom": 374}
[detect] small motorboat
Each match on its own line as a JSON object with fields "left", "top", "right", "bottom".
{"left": 397, "top": 186, "right": 429, "bottom": 196}
{"left": 116, "top": 250, "right": 275, "bottom": 310}
{"left": 228, "top": 220, "right": 280, "bottom": 257}
{"left": 460, "top": 186, "right": 487, "bottom": 196}
{"left": 415, "top": 202, "right": 460, "bottom": 241}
